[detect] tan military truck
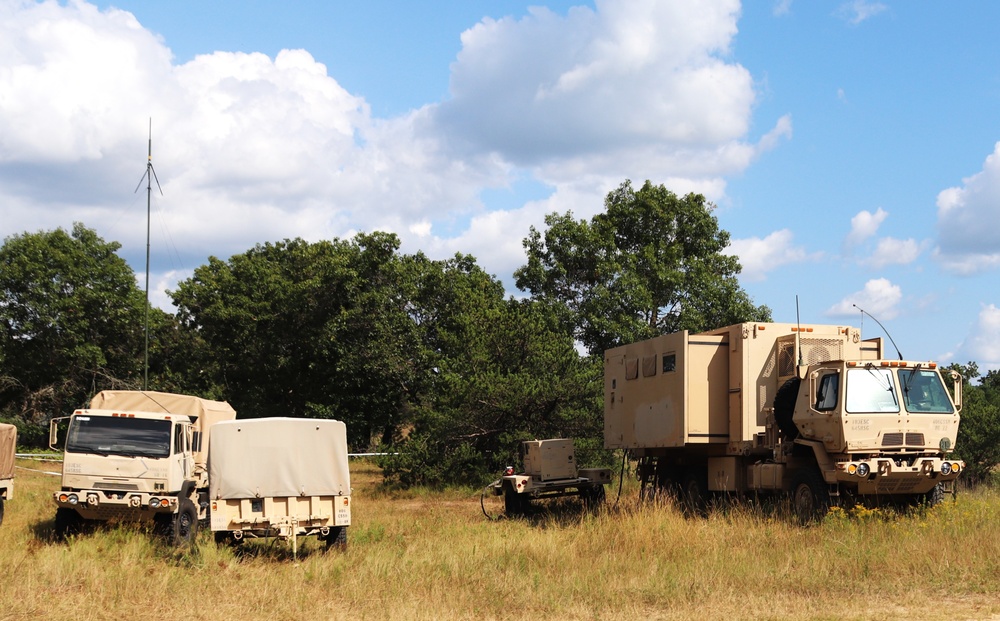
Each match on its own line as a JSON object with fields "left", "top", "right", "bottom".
{"left": 605, "top": 322, "right": 964, "bottom": 521}
{"left": 50, "top": 390, "right": 236, "bottom": 543}
{"left": 490, "top": 438, "right": 611, "bottom": 516}
{"left": 209, "top": 417, "right": 351, "bottom": 555}
{"left": 0, "top": 423, "right": 15, "bottom": 526}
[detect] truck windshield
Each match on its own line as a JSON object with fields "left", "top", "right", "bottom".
{"left": 66, "top": 416, "right": 172, "bottom": 458}
{"left": 899, "top": 369, "right": 954, "bottom": 413}
{"left": 846, "top": 367, "right": 899, "bottom": 413}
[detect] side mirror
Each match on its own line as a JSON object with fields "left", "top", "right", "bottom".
{"left": 49, "top": 416, "right": 70, "bottom": 451}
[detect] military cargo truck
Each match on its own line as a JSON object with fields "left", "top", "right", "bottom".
{"left": 490, "top": 438, "right": 611, "bottom": 516}
{"left": 0, "top": 423, "right": 15, "bottom": 527}
{"left": 605, "top": 322, "right": 964, "bottom": 521}
{"left": 50, "top": 390, "right": 236, "bottom": 543}
{"left": 209, "top": 418, "right": 351, "bottom": 554}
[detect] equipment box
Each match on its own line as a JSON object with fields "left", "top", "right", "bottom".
{"left": 522, "top": 439, "right": 576, "bottom": 481}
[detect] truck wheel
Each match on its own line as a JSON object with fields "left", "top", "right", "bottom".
{"left": 774, "top": 378, "right": 801, "bottom": 440}
{"left": 169, "top": 498, "right": 199, "bottom": 547}
{"left": 54, "top": 508, "right": 84, "bottom": 540}
{"left": 790, "top": 469, "right": 829, "bottom": 524}
{"left": 325, "top": 526, "right": 347, "bottom": 551}
{"left": 918, "top": 483, "right": 945, "bottom": 508}
{"left": 680, "top": 471, "right": 709, "bottom": 517}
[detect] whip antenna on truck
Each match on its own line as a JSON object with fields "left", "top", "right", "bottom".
{"left": 853, "top": 304, "right": 903, "bottom": 360}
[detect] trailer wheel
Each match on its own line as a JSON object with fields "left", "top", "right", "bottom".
{"left": 325, "top": 526, "right": 348, "bottom": 551}
{"left": 503, "top": 482, "right": 528, "bottom": 517}
{"left": 54, "top": 508, "right": 84, "bottom": 540}
{"left": 791, "top": 469, "right": 829, "bottom": 524}
{"left": 774, "top": 377, "right": 801, "bottom": 440}
{"left": 168, "top": 498, "right": 199, "bottom": 547}
{"left": 582, "top": 485, "right": 606, "bottom": 511}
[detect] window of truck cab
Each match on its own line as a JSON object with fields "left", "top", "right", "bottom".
{"left": 845, "top": 367, "right": 899, "bottom": 413}
{"left": 899, "top": 369, "right": 954, "bottom": 414}
{"left": 66, "top": 415, "right": 172, "bottom": 458}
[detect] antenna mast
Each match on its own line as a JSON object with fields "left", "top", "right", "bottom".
{"left": 134, "top": 118, "right": 163, "bottom": 390}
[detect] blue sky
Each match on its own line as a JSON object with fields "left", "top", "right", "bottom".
{"left": 2, "top": 0, "right": 999, "bottom": 372}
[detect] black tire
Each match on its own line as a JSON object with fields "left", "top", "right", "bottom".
{"left": 790, "top": 469, "right": 830, "bottom": 524}
{"left": 582, "top": 484, "right": 606, "bottom": 511}
{"left": 679, "top": 470, "right": 710, "bottom": 517}
{"left": 918, "top": 483, "right": 945, "bottom": 508}
{"left": 54, "top": 508, "right": 84, "bottom": 540}
{"left": 774, "top": 377, "right": 801, "bottom": 440}
{"left": 503, "top": 483, "right": 528, "bottom": 517}
{"left": 168, "top": 498, "right": 199, "bottom": 547}
{"left": 325, "top": 526, "right": 347, "bottom": 551}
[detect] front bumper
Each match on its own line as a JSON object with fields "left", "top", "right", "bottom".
{"left": 53, "top": 490, "right": 178, "bottom": 520}
{"left": 834, "top": 456, "right": 964, "bottom": 495}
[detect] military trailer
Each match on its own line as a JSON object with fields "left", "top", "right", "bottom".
{"left": 209, "top": 418, "right": 351, "bottom": 554}
{"left": 604, "top": 322, "right": 964, "bottom": 521}
{"left": 50, "top": 390, "right": 236, "bottom": 543}
{"left": 0, "top": 423, "right": 15, "bottom": 527}
{"left": 490, "top": 438, "right": 611, "bottom": 516}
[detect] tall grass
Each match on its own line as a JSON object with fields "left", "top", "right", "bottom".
{"left": 2, "top": 459, "right": 999, "bottom": 621}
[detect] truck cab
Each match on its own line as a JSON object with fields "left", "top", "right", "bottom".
{"left": 52, "top": 409, "right": 195, "bottom": 520}
{"left": 50, "top": 390, "right": 236, "bottom": 544}
{"left": 790, "top": 360, "right": 963, "bottom": 496}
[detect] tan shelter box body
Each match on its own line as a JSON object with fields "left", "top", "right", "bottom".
{"left": 605, "top": 322, "right": 876, "bottom": 450}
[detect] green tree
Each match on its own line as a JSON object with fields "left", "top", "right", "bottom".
{"left": 515, "top": 180, "right": 770, "bottom": 355}
{"left": 945, "top": 362, "right": 1000, "bottom": 485}
{"left": 0, "top": 224, "right": 149, "bottom": 426}
{"left": 380, "top": 271, "right": 603, "bottom": 487}
{"left": 171, "top": 233, "right": 433, "bottom": 449}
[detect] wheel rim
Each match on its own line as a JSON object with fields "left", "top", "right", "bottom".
{"left": 794, "top": 483, "right": 815, "bottom": 519}
{"left": 177, "top": 510, "right": 193, "bottom": 540}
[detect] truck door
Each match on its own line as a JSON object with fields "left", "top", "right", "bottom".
{"left": 173, "top": 423, "right": 193, "bottom": 479}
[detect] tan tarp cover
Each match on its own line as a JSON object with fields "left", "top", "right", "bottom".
{"left": 209, "top": 418, "right": 350, "bottom": 500}
{"left": 0, "top": 423, "right": 15, "bottom": 479}
{"left": 88, "top": 390, "right": 236, "bottom": 467}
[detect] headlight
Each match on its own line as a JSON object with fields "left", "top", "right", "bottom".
{"left": 67, "top": 494, "right": 79, "bottom": 505}
{"left": 857, "top": 463, "right": 870, "bottom": 477}
{"left": 149, "top": 497, "right": 160, "bottom": 508}
{"left": 941, "top": 462, "right": 953, "bottom": 475}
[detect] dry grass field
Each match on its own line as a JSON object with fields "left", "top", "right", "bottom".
{"left": 2, "top": 458, "right": 999, "bottom": 621}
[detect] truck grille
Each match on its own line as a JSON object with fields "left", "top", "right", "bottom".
{"left": 881, "top": 433, "right": 925, "bottom": 447}
{"left": 882, "top": 433, "right": 903, "bottom": 446}
{"left": 94, "top": 482, "right": 140, "bottom": 491}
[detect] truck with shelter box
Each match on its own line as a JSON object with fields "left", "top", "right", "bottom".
{"left": 604, "top": 322, "right": 964, "bottom": 520}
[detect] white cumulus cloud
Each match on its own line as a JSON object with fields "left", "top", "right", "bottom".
{"left": 935, "top": 142, "right": 1000, "bottom": 275}
{"left": 728, "top": 229, "right": 818, "bottom": 282}
{"left": 826, "top": 278, "right": 902, "bottom": 320}
{"left": 0, "top": 0, "right": 786, "bottom": 306}
{"left": 844, "top": 207, "right": 887, "bottom": 252}
{"left": 864, "top": 237, "right": 930, "bottom": 268}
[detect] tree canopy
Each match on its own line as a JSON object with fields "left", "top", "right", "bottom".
{"left": 515, "top": 179, "right": 771, "bottom": 356}
{"left": 0, "top": 224, "right": 152, "bottom": 425}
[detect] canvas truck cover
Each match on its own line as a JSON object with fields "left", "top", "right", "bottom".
{"left": 0, "top": 423, "right": 15, "bottom": 480}
{"left": 209, "top": 418, "right": 350, "bottom": 500}
{"left": 88, "top": 390, "right": 236, "bottom": 468}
